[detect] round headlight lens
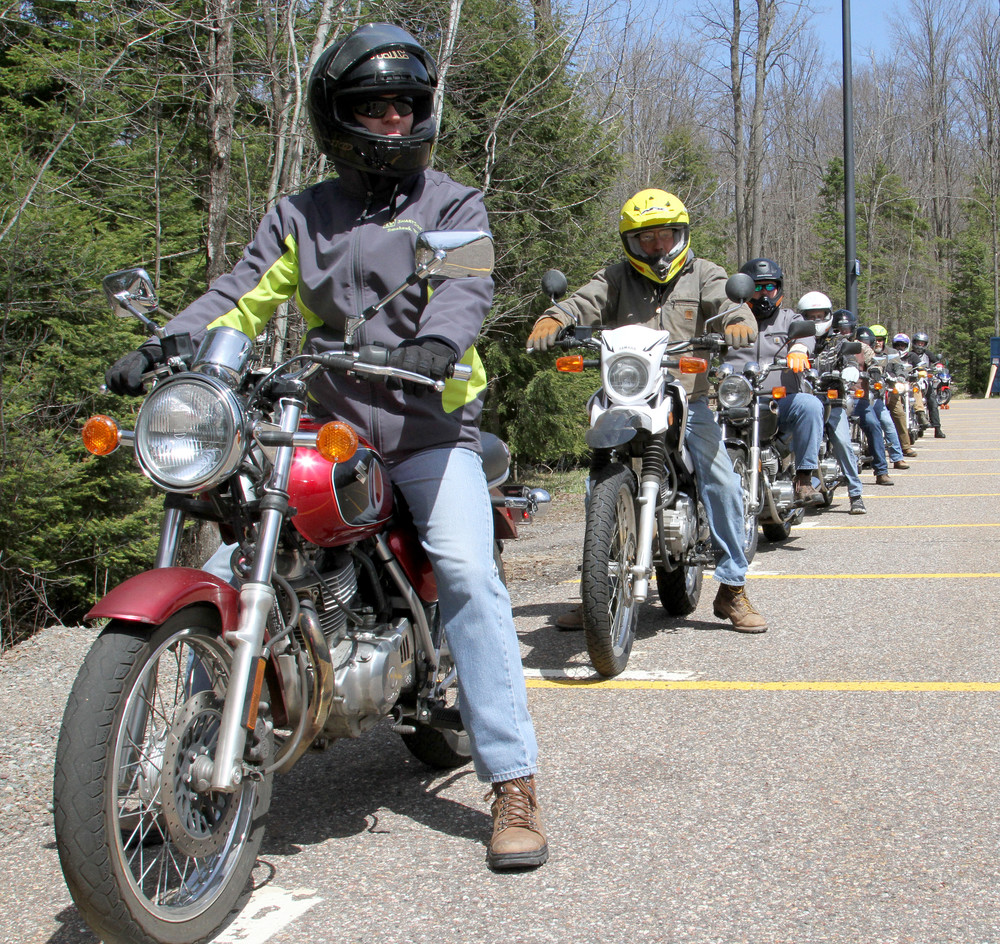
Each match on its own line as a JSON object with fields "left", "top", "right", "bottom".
{"left": 607, "top": 355, "right": 649, "bottom": 398}
{"left": 718, "top": 375, "right": 754, "bottom": 409}
{"left": 135, "top": 377, "right": 244, "bottom": 492}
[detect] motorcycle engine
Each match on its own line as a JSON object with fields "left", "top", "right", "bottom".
{"left": 279, "top": 548, "right": 417, "bottom": 739}
{"left": 658, "top": 494, "right": 698, "bottom": 557}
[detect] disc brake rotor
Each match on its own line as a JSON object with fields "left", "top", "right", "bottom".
{"left": 160, "top": 690, "right": 240, "bottom": 859}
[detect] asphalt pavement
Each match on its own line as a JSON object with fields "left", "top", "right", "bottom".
{"left": 3, "top": 397, "right": 999, "bottom": 944}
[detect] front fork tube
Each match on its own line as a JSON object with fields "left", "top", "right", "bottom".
{"left": 747, "top": 400, "right": 763, "bottom": 516}
{"left": 631, "top": 439, "right": 667, "bottom": 604}
{"left": 213, "top": 397, "right": 302, "bottom": 792}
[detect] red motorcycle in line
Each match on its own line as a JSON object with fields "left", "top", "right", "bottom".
{"left": 53, "top": 231, "right": 549, "bottom": 944}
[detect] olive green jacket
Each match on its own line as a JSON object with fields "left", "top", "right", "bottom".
{"left": 538, "top": 251, "right": 755, "bottom": 400}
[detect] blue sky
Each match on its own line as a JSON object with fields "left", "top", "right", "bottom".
{"left": 811, "top": 0, "right": 897, "bottom": 62}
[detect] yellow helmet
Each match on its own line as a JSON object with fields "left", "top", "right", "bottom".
{"left": 619, "top": 189, "right": 691, "bottom": 285}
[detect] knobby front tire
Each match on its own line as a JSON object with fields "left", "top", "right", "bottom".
{"left": 580, "top": 464, "right": 638, "bottom": 678}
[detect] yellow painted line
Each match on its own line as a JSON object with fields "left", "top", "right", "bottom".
{"left": 859, "top": 493, "right": 1000, "bottom": 498}
{"left": 800, "top": 522, "right": 1000, "bottom": 530}
{"left": 746, "top": 572, "right": 1000, "bottom": 579}
{"left": 526, "top": 679, "right": 1000, "bottom": 691}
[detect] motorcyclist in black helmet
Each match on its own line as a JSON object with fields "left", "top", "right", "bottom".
{"left": 729, "top": 258, "right": 825, "bottom": 506}
{"left": 106, "top": 22, "right": 549, "bottom": 872}
{"left": 907, "top": 331, "right": 946, "bottom": 438}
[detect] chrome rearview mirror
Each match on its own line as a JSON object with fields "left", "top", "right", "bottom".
{"left": 102, "top": 268, "right": 164, "bottom": 338}
{"left": 346, "top": 230, "right": 495, "bottom": 345}
{"left": 415, "top": 230, "right": 494, "bottom": 279}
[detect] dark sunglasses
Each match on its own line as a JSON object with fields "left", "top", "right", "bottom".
{"left": 754, "top": 282, "right": 778, "bottom": 293}
{"left": 352, "top": 97, "right": 414, "bottom": 118}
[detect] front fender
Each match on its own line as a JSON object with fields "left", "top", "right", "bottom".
{"left": 86, "top": 567, "right": 239, "bottom": 634}
{"left": 586, "top": 409, "right": 646, "bottom": 449}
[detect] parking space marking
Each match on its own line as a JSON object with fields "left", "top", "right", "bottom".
{"left": 745, "top": 571, "right": 1000, "bottom": 579}
{"left": 213, "top": 886, "right": 321, "bottom": 944}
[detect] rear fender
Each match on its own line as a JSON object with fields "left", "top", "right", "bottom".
{"left": 86, "top": 567, "right": 239, "bottom": 634}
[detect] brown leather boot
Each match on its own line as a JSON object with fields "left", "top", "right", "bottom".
{"left": 485, "top": 776, "right": 548, "bottom": 870}
{"left": 712, "top": 583, "right": 768, "bottom": 633}
{"left": 793, "top": 470, "right": 823, "bottom": 507}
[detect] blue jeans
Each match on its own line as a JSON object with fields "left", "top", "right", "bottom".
{"left": 775, "top": 392, "right": 824, "bottom": 471}
{"left": 827, "top": 405, "right": 863, "bottom": 499}
{"left": 686, "top": 399, "right": 748, "bottom": 586}
{"left": 851, "top": 396, "right": 887, "bottom": 475}
{"left": 873, "top": 397, "right": 902, "bottom": 461}
{"left": 391, "top": 446, "right": 537, "bottom": 784}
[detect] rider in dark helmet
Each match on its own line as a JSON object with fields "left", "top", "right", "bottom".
{"left": 731, "top": 257, "right": 825, "bottom": 506}
{"left": 107, "top": 23, "right": 549, "bottom": 872}
{"left": 906, "top": 330, "right": 946, "bottom": 437}
{"left": 307, "top": 22, "right": 438, "bottom": 178}
{"left": 831, "top": 309, "right": 857, "bottom": 338}
{"left": 740, "top": 257, "right": 785, "bottom": 320}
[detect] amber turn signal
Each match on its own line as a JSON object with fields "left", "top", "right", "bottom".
{"left": 82, "top": 415, "right": 121, "bottom": 456}
{"left": 827, "top": 389, "right": 838, "bottom": 399}
{"left": 771, "top": 386, "right": 786, "bottom": 399}
{"left": 556, "top": 355, "right": 584, "bottom": 372}
{"left": 316, "top": 421, "right": 359, "bottom": 463}
{"left": 679, "top": 357, "right": 708, "bottom": 374}
{"left": 854, "top": 388, "right": 865, "bottom": 397}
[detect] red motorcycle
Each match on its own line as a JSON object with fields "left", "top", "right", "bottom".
{"left": 53, "top": 232, "right": 548, "bottom": 944}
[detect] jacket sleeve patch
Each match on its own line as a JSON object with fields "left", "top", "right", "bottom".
{"left": 207, "top": 233, "right": 300, "bottom": 338}
{"left": 442, "top": 345, "right": 487, "bottom": 413}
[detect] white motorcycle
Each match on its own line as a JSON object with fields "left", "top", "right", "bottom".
{"left": 544, "top": 270, "right": 728, "bottom": 677}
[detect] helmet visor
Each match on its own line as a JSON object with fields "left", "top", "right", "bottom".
{"left": 624, "top": 225, "right": 688, "bottom": 265}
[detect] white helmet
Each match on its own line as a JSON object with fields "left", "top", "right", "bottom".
{"left": 796, "top": 291, "right": 833, "bottom": 337}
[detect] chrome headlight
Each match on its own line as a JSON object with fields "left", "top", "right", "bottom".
{"left": 606, "top": 354, "right": 650, "bottom": 398}
{"left": 134, "top": 375, "right": 245, "bottom": 492}
{"left": 717, "top": 374, "right": 754, "bottom": 409}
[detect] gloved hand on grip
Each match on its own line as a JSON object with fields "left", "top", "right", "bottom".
{"left": 723, "top": 321, "right": 757, "bottom": 349}
{"left": 786, "top": 347, "right": 810, "bottom": 373}
{"left": 105, "top": 345, "right": 160, "bottom": 396}
{"left": 387, "top": 338, "right": 458, "bottom": 396}
{"left": 527, "top": 316, "right": 565, "bottom": 353}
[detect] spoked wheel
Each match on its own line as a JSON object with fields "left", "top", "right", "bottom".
{"left": 580, "top": 463, "right": 638, "bottom": 678}
{"left": 726, "top": 446, "right": 759, "bottom": 564}
{"left": 54, "top": 608, "right": 272, "bottom": 944}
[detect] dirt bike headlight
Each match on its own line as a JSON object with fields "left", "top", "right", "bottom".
{"left": 606, "top": 354, "right": 650, "bottom": 398}
{"left": 134, "top": 375, "right": 245, "bottom": 492}
{"left": 717, "top": 374, "right": 753, "bottom": 409}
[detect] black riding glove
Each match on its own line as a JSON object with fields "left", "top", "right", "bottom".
{"left": 105, "top": 344, "right": 160, "bottom": 396}
{"left": 387, "top": 339, "right": 458, "bottom": 396}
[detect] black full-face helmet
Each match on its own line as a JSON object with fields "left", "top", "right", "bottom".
{"left": 912, "top": 331, "right": 930, "bottom": 351}
{"left": 739, "top": 257, "right": 784, "bottom": 320}
{"left": 307, "top": 23, "right": 438, "bottom": 177}
{"left": 832, "top": 309, "right": 858, "bottom": 337}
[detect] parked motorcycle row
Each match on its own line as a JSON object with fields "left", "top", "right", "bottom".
{"left": 55, "top": 236, "right": 946, "bottom": 943}
{"left": 544, "top": 270, "right": 943, "bottom": 681}
{"left": 55, "top": 234, "right": 551, "bottom": 944}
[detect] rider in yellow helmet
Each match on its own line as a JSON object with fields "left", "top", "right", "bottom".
{"left": 527, "top": 188, "right": 767, "bottom": 633}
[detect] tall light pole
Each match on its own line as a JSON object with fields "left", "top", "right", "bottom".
{"left": 843, "top": 0, "right": 859, "bottom": 315}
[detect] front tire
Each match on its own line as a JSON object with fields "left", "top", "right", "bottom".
{"left": 54, "top": 608, "right": 272, "bottom": 944}
{"left": 580, "top": 463, "right": 638, "bottom": 678}
{"left": 726, "top": 446, "right": 759, "bottom": 564}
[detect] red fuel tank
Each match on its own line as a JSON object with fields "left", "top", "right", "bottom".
{"left": 288, "top": 421, "right": 393, "bottom": 547}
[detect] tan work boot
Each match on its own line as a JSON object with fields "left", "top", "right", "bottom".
{"left": 485, "top": 776, "right": 549, "bottom": 870}
{"left": 713, "top": 583, "right": 768, "bottom": 633}
{"left": 555, "top": 603, "right": 583, "bottom": 630}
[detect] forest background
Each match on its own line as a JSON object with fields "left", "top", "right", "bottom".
{"left": 3, "top": 0, "right": 999, "bottom": 644}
